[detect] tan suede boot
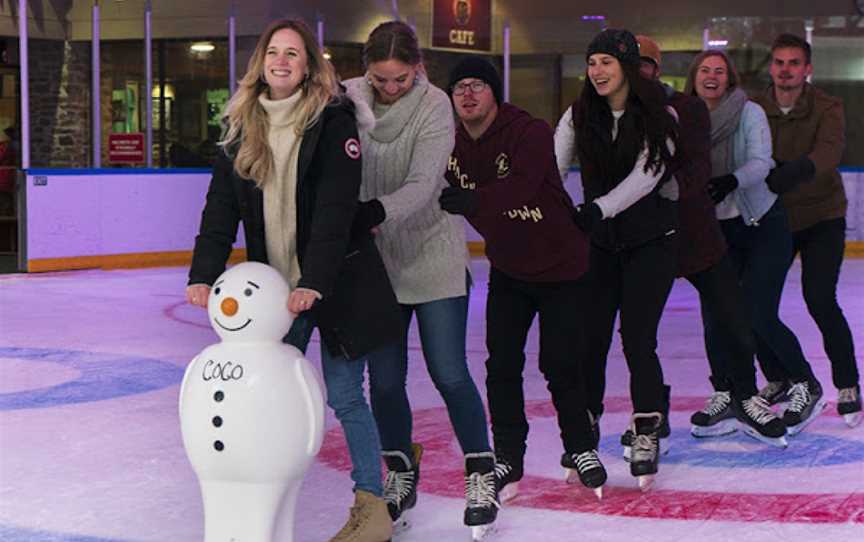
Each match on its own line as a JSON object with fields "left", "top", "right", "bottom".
{"left": 328, "top": 490, "right": 393, "bottom": 542}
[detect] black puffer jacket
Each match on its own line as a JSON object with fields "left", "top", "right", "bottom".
{"left": 189, "top": 98, "right": 401, "bottom": 360}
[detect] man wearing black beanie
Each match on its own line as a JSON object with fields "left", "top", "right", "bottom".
{"left": 439, "top": 56, "right": 607, "bottom": 504}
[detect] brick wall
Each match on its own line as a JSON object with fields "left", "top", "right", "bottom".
{"left": 29, "top": 39, "right": 91, "bottom": 168}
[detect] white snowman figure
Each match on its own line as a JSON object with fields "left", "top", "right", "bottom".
{"left": 179, "top": 261, "right": 325, "bottom": 542}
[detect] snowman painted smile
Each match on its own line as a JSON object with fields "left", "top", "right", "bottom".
{"left": 214, "top": 317, "right": 252, "bottom": 332}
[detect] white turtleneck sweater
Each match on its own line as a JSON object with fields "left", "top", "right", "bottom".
{"left": 258, "top": 91, "right": 304, "bottom": 289}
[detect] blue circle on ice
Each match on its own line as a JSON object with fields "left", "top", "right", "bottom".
{"left": 600, "top": 428, "right": 864, "bottom": 468}
{"left": 0, "top": 524, "right": 124, "bottom": 542}
{"left": 0, "top": 346, "right": 184, "bottom": 411}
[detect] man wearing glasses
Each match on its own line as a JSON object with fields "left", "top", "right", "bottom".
{"left": 439, "top": 56, "right": 607, "bottom": 501}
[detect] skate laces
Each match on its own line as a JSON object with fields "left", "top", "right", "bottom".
{"left": 742, "top": 396, "right": 778, "bottom": 425}
{"left": 786, "top": 382, "right": 811, "bottom": 413}
{"left": 701, "top": 391, "right": 731, "bottom": 416}
{"left": 838, "top": 387, "right": 859, "bottom": 403}
{"left": 493, "top": 460, "right": 512, "bottom": 480}
{"left": 573, "top": 450, "right": 602, "bottom": 474}
{"left": 465, "top": 471, "right": 500, "bottom": 510}
{"left": 630, "top": 413, "right": 661, "bottom": 462}
{"left": 631, "top": 434, "right": 657, "bottom": 462}
{"left": 383, "top": 469, "right": 414, "bottom": 507}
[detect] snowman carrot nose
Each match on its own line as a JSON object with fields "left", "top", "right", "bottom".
{"left": 221, "top": 297, "right": 239, "bottom": 317}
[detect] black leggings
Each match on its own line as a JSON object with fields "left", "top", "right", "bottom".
{"left": 584, "top": 235, "right": 678, "bottom": 418}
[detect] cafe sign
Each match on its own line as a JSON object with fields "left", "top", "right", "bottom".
{"left": 432, "top": 0, "right": 492, "bottom": 52}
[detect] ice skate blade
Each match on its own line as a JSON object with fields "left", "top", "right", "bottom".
{"left": 392, "top": 510, "right": 411, "bottom": 535}
{"left": 498, "top": 481, "right": 519, "bottom": 504}
{"left": 471, "top": 523, "right": 496, "bottom": 541}
{"left": 786, "top": 398, "right": 828, "bottom": 436}
{"left": 563, "top": 467, "right": 578, "bottom": 484}
{"left": 690, "top": 418, "right": 738, "bottom": 438}
{"left": 638, "top": 475, "right": 655, "bottom": 492}
{"left": 594, "top": 486, "right": 603, "bottom": 500}
{"left": 739, "top": 425, "right": 788, "bottom": 448}
{"left": 843, "top": 411, "right": 862, "bottom": 428}
{"left": 623, "top": 440, "right": 669, "bottom": 462}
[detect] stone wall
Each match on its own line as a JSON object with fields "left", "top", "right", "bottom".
{"left": 29, "top": 39, "right": 91, "bottom": 168}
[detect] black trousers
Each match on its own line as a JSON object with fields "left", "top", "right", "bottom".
{"left": 485, "top": 267, "right": 595, "bottom": 456}
{"left": 584, "top": 234, "right": 678, "bottom": 419}
{"left": 759, "top": 217, "right": 859, "bottom": 389}
{"left": 686, "top": 254, "right": 759, "bottom": 399}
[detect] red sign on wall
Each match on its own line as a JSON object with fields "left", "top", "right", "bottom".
{"left": 432, "top": 0, "right": 492, "bottom": 52}
{"left": 108, "top": 133, "right": 145, "bottom": 164}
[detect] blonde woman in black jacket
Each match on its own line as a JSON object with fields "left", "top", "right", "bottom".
{"left": 186, "top": 19, "right": 399, "bottom": 542}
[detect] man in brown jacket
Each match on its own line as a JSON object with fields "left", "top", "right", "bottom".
{"left": 753, "top": 34, "right": 861, "bottom": 428}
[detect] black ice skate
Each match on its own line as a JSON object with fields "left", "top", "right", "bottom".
{"left": 561, "top": 450, "right": 607, "bottom": 500}
{"left": 690, "top": 390, "right": 737, "bottom": 438}
{"left": 732, "top": 395, "right": 788, "bottom": 448}
{"left": 381, "top": 442, "right": 423, "bottom": 532}
{"left": 622, "top": 386, "right": 671, "bottom": 461}
{"left": 464, "top": 452, "right": 500, "bottom": 541}
{"left": 782, "top": 380, "right": 827, "bottom": 436}
{"left": 629, "top": 413, "right": 663, "bottom": 491}
{"left": 837, "top": 385, "right": 862, "bottom": 428}
{"left": 758, "top": 380, "right": 791, "bottom": 405}
{"left": 492, "top": 452, "right": 523, "bottom": 504}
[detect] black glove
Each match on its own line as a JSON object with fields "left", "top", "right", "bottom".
{"left": 571, "top": 202, "right": 603, "bottom": 233}
{"left": 439, "top": 185, "right": 479, "bottom": 217}
{"left": 352, "top": 199, "right": 385, "bottom": 237}
{"left": 766, "top": 157, "right": 816, "bottom": 195}
{"left": 707, "top": 174, "right": 739, "bottom": 204}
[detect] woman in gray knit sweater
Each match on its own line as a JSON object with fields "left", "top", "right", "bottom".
{"left": 346, "top": 21, "right": 498, "bottom": 536}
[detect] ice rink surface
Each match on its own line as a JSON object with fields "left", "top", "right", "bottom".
{"left": 1, "top": 258, "right": 862, "bottom": 541}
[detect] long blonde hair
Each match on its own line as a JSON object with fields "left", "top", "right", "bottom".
{"left": 221, "top": 18, "right": 339, "bottom": 185}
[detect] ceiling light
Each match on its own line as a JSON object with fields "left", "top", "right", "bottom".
{"left": 190, "top": 42, "right": 215, "bottom": 53}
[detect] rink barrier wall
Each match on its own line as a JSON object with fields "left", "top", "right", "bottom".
{"left": 20, "top": 168, "right": 864, "bottom": 272}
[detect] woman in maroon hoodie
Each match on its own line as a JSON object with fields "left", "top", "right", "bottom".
{"left": 570, "top": 29, "right": 679, "bottom": 489}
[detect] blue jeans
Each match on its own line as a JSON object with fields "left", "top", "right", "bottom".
{"left": 711, "top": 201, "right": 815, "bottom": 383}
{"left": 284, "top": 314, "right": 383, "bottom": 496}
{"left": 368, "top": 293, "right": 491, "bottom": 456}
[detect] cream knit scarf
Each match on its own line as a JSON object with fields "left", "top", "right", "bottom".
{"left": 258, "top": 91, "right": 304, "bottom": 288}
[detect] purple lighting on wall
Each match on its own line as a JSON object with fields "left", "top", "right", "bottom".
{"left": 582, "top": 15, "right": 606, "bottom": 21}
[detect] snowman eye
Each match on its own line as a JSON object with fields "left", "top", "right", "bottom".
{"left": 214, "top": 287, "right": 221, "bottom": 296}
{"left": 244, "top": 288, "right": 253, "bottom": 297}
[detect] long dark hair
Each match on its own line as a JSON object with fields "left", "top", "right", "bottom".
{"left": 577, "top": 61, "right": 678, "bottom": 178}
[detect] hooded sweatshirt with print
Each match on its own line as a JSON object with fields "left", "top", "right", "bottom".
{"left": 445, "top": 103, "right": 589, "bottom": 282}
